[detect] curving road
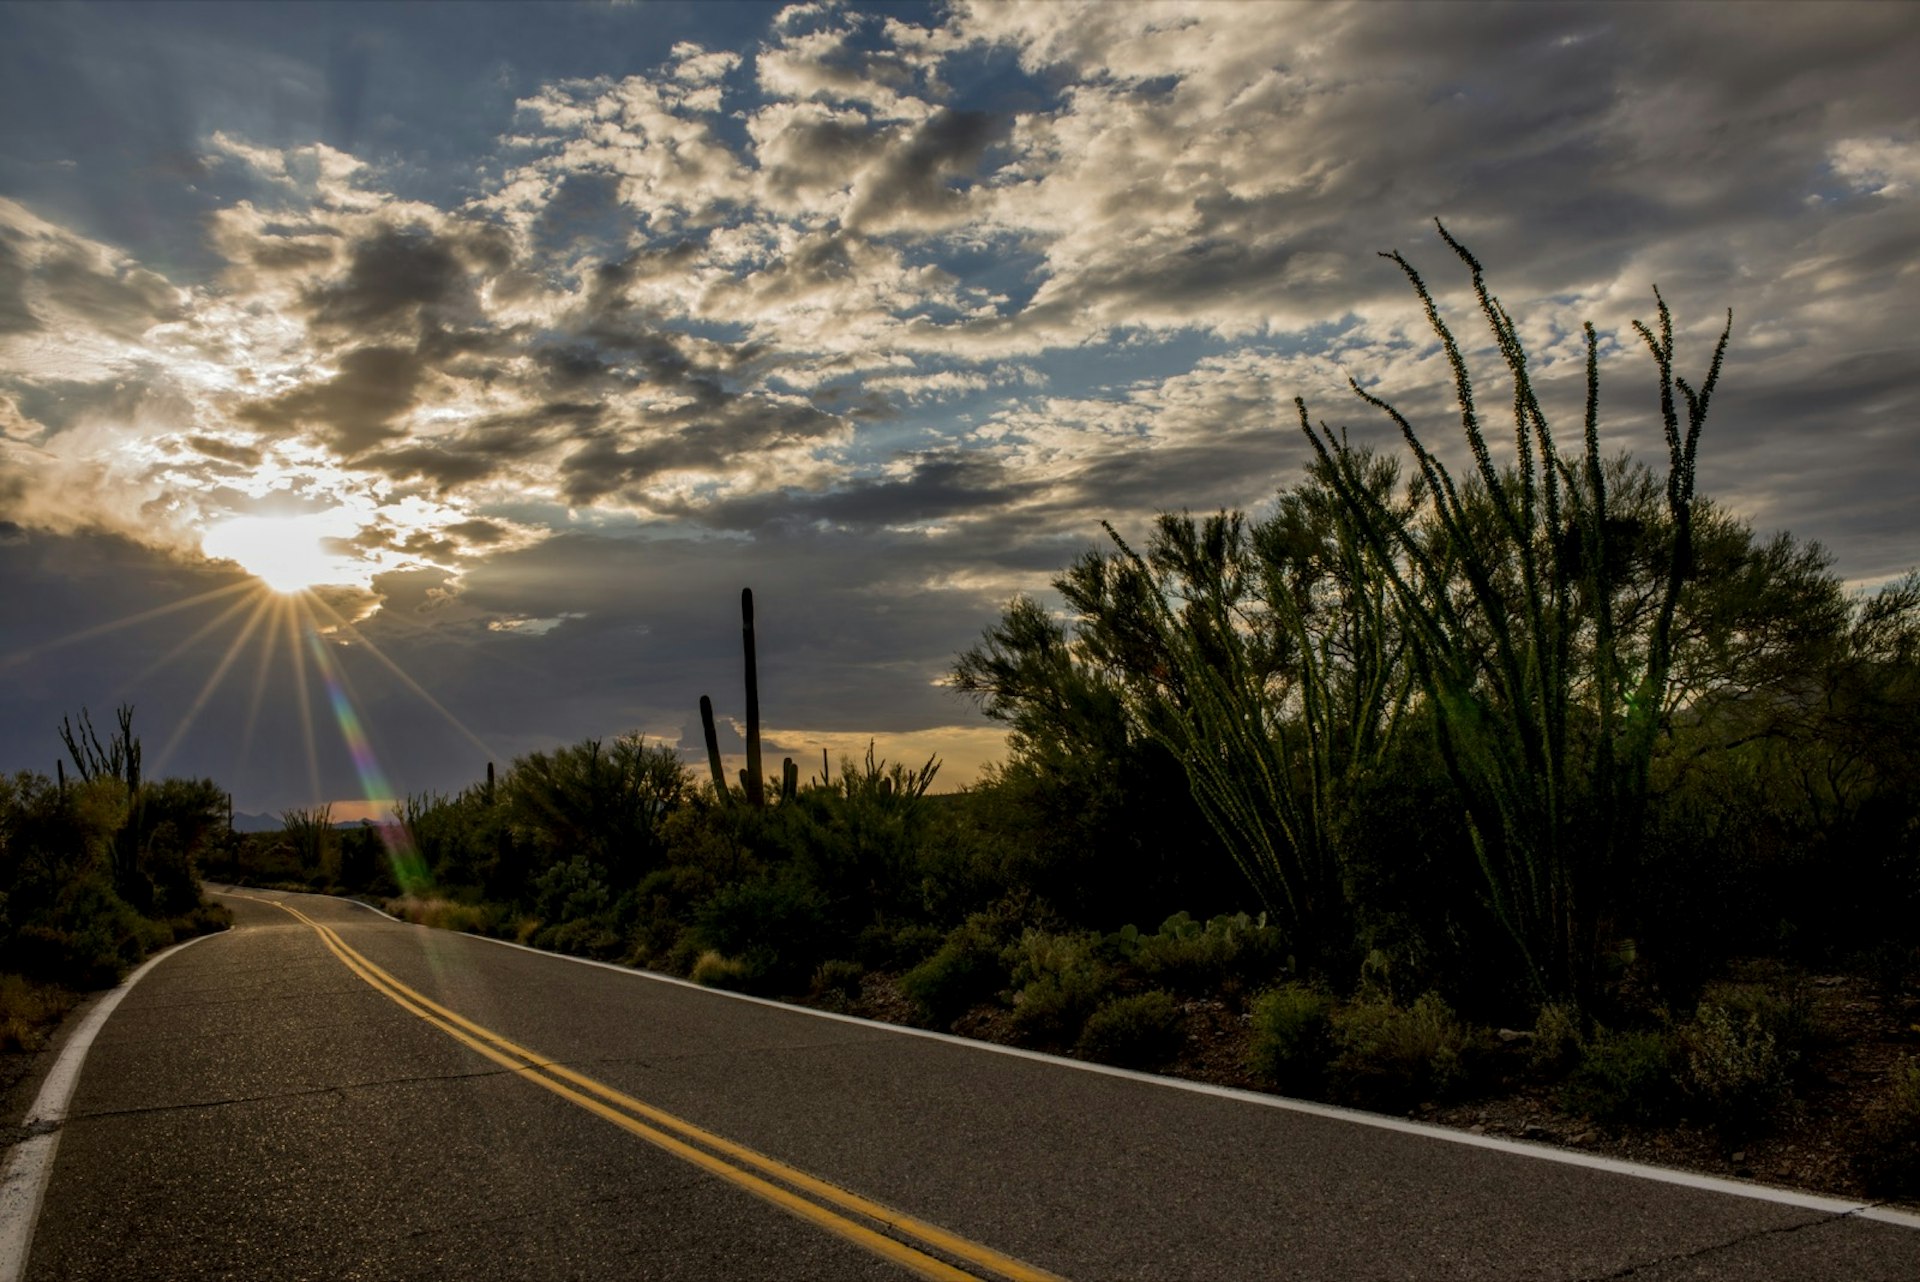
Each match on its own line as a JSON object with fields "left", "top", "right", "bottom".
{"left": 13, "top": 888, "right": 1920, "bottom": 1280}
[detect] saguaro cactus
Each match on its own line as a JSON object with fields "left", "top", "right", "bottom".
{"left": 699, "top": 695, "right": 731, "bottom": 805}
{"left": 742, "top": 588, "right": 766, "bottom": 807}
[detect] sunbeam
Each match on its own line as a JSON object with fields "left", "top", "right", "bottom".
{"left": 151, "top": 590, "right": 280, "bottom": 774}
{"left": 0, "top": 579, "right": 256, "bottom": 673}
{"left": 285, "top": 599, "right": 322, "bottom": 808}
{"left": 114, "top": 586, "right": 266, "bottom": 707}
{"left": 299, "top": 603, "right": 430, "bottom": 891}
{"left": 304, "top": 593, "right": 498, "bottom": 762}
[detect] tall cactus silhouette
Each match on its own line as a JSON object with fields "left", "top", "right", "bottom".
{"left": 742, "top": 588, "right": 766, "bottom": 806}
{"left": 699, "top": 695, "right": 731, "bottom": 805}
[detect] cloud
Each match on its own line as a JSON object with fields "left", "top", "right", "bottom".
{"left": 3, "top": 1, "right": 1918, "bottom": 806}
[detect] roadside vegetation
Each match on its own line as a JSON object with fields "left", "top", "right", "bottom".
{"left": 0, "top": 707, "right": 233, "bottom": 1056}
{"left": 13, "top": 231, "right": 1916, "bottom": 1202}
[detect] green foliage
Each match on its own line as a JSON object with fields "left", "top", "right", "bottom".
{"left": 1247, "top": 983, "right": 1335, "bottom": 1094}
{"left": 1131, "top": 910, "right": 1286, "bottom": 998}
{"left": 1301, "top": 225, "right": 1731, "bottom": 1002}
{"left": 1329, "top": 991, "right": 1479, "bottom": 1110}
{"left": 1530, "top": 1001, "right": 1586, "bottom": 1075}
{"left": 899, "top": 915, "right": 1011, "bottom": 1028}
{"left": 1, "top": 713, "right": 225, "bottom": 992}
{"left": 1680, "top": 1002, "right": 1793, "bottom": 1140}
{"left": 1005, "top": 927, "right": 1115, "bottom": 1046}
{"left": 694, "top": 872, "right": 829, "bottom": 993}
{"left": 1855, "top": 1060, "right": 1920, "bottom": 1198}
{"left": 1563, "top": 1027, "right": 1684, "bottom": 1126}
{"left": 508, "top": 734, "right": 689, "bottom": 885}
{"left": 690, "top": 949, "right": 753, "bottom": 991}
{"left": 0, "top": 973, "right": 78, "bottom": 1052}
{"left": 1076, "top": 990, "right": 1187, "bottom": 1069}
{"left": 809, "top": 958, "right": 866, "bottom": 1008}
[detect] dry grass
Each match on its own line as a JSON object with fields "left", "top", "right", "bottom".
{"left": 0, "top": 973, "right": 79, "bottom": 1052}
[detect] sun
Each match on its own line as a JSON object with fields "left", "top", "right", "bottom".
{"left": 201, "top": 512, "right": 362, "bottom": 594}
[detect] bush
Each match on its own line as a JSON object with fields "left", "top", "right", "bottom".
{"left": 900, "top": 918, "right": 1007, "bottom": 1028}
{"left": 1133, "top": 910, "right": 1286, "bottom": 997}
{"left": 1530, "top": 1002, "right": 1586, "bottom": 1075}
{"left": 387, "top": 896, "right": 495, "bottom": 935}
{"left": 548, "top": 917, "right": 624, "bottom": 960}
{"left": 1563, "top": 1027, "right": 1684, "bottom": 1126}
{"left": 1247, "top": 983, "right": 1335, "bottom": 1095}
{"left": 694, "top": 874, "right": 830, "bottom": 993}
{"left": 1077, "top": 991, "right": 1187, "bottom": 1069}
{"left": 1681, "top": 1002, "right": 1793, "bottom": 1139}
{"left": 810, "top": 958, "right": 866, "bottom": 1008}
{"left": 690, "top": 950, "right": 753, "bottom": 991}
{"left": 1005, "top": 928, "right": 1114, "bottom": 1047}
{"left": 0, "top": 973, "right": 78, "bottom": 1052}
{"left": 1330, "top": 991, "right": 1478, "bottom": 1111}
{"left": 1855, "top": 1060, "right": 1920, "bottom": 1197}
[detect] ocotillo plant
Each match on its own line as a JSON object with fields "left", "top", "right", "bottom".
{"left": 1298, "top": 221, "right": 1730, "bottom": 1002}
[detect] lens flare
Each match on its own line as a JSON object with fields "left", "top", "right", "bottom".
{"left": 303, "top": 621, "right": 429, "bottom": 892}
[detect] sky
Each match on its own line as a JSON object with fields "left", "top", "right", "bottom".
{"left": 1, "top": 0, "right": 1915, "bottom": 817}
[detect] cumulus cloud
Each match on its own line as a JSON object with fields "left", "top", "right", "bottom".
{"left": 3, "top": 0, "right": 1917, "bottom": 805}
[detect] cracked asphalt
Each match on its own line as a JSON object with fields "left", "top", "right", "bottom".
{"left": 21, "top": 889, "right": 1920, "bottom": 1280}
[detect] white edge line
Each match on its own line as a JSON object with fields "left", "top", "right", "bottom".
{"left": 0, "top": 932, "right": 218, "bottom": 1282}
{"left": 259, "top": 890, "right": 1920, "bottom": 1233}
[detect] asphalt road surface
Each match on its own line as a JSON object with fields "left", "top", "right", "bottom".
{"left": 15, "top": 888, "right": 1920, "bottom": 1280}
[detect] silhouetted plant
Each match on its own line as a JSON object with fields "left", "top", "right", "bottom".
{"left": 1299, "top": 221, "right": 1730, "bottom": 1002}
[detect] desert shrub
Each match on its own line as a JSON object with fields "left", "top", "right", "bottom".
{"left": 1330, "top": 991, "right": 1478, "bottom": 1111}
{"left": 693, "top": 873, "right": 830, "bottom": 993}
{"left": 532, "top": 854, "right": 611, "bottom": 924}
{"left": 1006, "top": 928, "right": 1115, "bottom": 1047}
{"left": 1077, "top": 991, "right": 1186, "bottom": 1069}
{"left": 899, "top": 916, "right": 1011, "bottom": 1028}
{"left": 855, "top": 919, "right": 945, "bottom": 971}
{"left": 548, "top": 917, "right": 623, "bottom": 960}
{"left": 1530, "top": 1002, "right": 1587, "bottom": 1075}
{"left": 1247, "top": 983, "right": 1335, "bottom": 1095}
{"left": 0, "top": 974, "right": 78, "bottom": 1052}
{"left": 1563, "top": 1027, "right": 1684, "bottom": 1126}
{"left": 810, "top": 958, "right": 866, "bottom": 1007}
{"left": 1133, "top": 910, "right": 1287, "bottom": 997}
{"left": 386, "top": 896, "right": 495, "bottom": 935}
{"left": 690, "top": 950, "right": 752, "bottom": 991}
{"left": 1855, "top": 1060, "right": 1920, "bottom": 1197}
{"left": 1698, "top": 980, "right": 1824, "bottom": 1079}
{"left": 1681, "top": 1001, "right": 1793, "bottom": 1139}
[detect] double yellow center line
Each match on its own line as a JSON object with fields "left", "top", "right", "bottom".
{"left": 250, "top": 896, "right": 1062, "bottom": 1282}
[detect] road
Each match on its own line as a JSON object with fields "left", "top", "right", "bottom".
{"left": 13, "top": 888, "right": 1920, "bottom": 1280}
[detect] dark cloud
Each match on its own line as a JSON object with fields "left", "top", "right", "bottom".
{"left": 37, "top": 246, "right": 182, "bottom": 334}
{"left": 305, "top": 226, "right": 472, "bottom": 333}
{"left": 185, "top": 435, "right": 263, "bottom": 467}
{"left": 557, "top": 394, "right": 847, "bottom": 505}
{"left": 844, "top": 108, "right": 1007, "bottom": 232}
{"left": 659, "top": 449, "right": 1029, "bottom": 533}
{"left": 237, "top": 345, "right": 423, "bottom": 455}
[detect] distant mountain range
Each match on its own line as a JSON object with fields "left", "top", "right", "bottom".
{"left": 229, "top": 812, "right": 389, "bottom": 834}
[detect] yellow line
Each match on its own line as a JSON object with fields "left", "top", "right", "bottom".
{"left": 243, "top": 895, "right": 1063, "bottom": 1282}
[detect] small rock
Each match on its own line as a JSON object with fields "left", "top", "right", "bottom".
{"left": 1572, "top": 1130, "right": 1598, "bottom": 1146}
{"left": 1730, "top": 1150, "right": 1747, "bottom": 1163}
{"left": 1468, "top": 1124, "right": 1487, "bottom": 1135}
{"left": 1496, "top": 1028, "right": 1530, "bottom": 1043}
